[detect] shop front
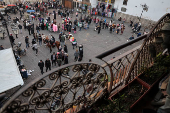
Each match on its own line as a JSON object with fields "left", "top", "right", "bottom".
{"left": 91, "top": 0, "right": 116, "bottom": 18}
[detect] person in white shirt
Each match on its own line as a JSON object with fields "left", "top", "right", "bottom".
{"left": 33, "top": 43, "right": 38, "bottom": 56}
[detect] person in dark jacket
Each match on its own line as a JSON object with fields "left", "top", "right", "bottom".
{"left": 36, "top": 25, "right": 40, "bottom": 34}
{"left": 64, "top": 45, "right": 68, "bottom": 53}
{"left": 64, "top": 53, "right": 68, "bottom": 65}
{"left": 23, "top": 20, "right": 26, "bottom": 30}
{"left": 9, "top": 34, "right": 15, "bottom": 46}
{"left": 110, "top": 25, "right": 112, "bottom": 33}
{"left": 38, "top": 60, "right": 44, "bottom": 74}
{"left": 25, "top": 36, "right": 29, "bottom": 48}
{"left": 97, "top": 25, "right": 101, "bottom": 34}
{"left": 31, "top": 25, "right": 34, "bottom": 35}
{"left": 54, "top": 11, "right": 56, "bottom": 19}
{"left": 27, "top": 25, "right": 31, "bottom": 35}
{"left": 0, "top": 45, "right": 4, "bottom": 50}
{"left": 18, "top": 24, "right": 22, "bottom": 34}
{"left": 45, "top": 58, "right": 51, "bottom": 72}
{"left": 51, "top": 52, "right": 57, "bottom": 66}
{"left": 56, "top": 52, "right": 62, "bottom": 67}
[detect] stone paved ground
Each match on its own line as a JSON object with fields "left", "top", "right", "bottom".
{"left": 0, "top": 9, "right": 148, "bottom": 97}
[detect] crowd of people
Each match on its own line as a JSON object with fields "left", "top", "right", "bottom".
{"left": 2, "top": 1, "right": 146, "bottom": 76}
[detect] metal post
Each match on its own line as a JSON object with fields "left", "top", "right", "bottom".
{"left": 139, "top": 10, "right": 143, "bottom": 22}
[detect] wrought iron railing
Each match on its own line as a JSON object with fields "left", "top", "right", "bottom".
{"left": 125, "top": 13, "right": 170, "bottom": 83}
{"left": 100, "top": 45, "right": 141, "bottom": 92}
{"left": 0, "top": 63, "right": 108, "bottom": 113}
{"left": 1, "top": 13, "right": 170, "bottom": 113}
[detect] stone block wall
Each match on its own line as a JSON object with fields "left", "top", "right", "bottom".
{"left": 114, "top": 12, "right": 156, "bottom": 28}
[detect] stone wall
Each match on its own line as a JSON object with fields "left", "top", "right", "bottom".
{"left": 114, "top": 12, "right": 156, "bottom": 28}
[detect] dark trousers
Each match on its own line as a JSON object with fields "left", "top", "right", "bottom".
{"left": 35, "top": 48, "right": 38, "bottom": 54}
{"left": 40, "top": 67, "right": 43, "bottom": 74}
{"left": 98, "top": 30, "right": 100, "bottom": 34}
{"left": 28, "top": 30, "right": 31, "bottom": 35}
{"left": 46, "top": 66, "right": 51, "bottom": 72}
{"left": 52, "top": 60, "right": 56, "bottom": 66}
{"left": 74, "top": 57, "right": 78, "bottom": 61}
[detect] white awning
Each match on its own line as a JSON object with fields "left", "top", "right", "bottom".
{"left": 0, "top": 48, "right": 24, "bottom": 93}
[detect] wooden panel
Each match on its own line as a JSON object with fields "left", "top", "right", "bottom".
{"left": 65, "top": 1, "right": 72, "bottom": 9}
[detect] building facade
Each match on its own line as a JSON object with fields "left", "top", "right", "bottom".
{"left": 114, "top": 0, "right": 170, "bottom": 21}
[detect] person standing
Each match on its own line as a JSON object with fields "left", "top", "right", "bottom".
{"left": 74, "top": 26, "right": 76, "bottom": 34}
{"left": 56, "top": 52, "right": 62, "bottom": 67}
{"left": 112, "top": 24, "right": 116, "bottom": 32}
{"left": 109, "top": 25, "right": 112, "bottom": 33}
{"left": 27, "top": 25, "right": 31, "bottom": 35}
{"left": 54, "top": 11, "right": 56, "bottom": 19}
{"left": 64, "top": 53, "right": 68, "bottom": 65}
{"left": 74, "top": 49, "right": 79, "bottom": 62}
{"left": 36, "top": 25, "right": 40, "bottom": 34}
{"left": 9, "top": 34, "right": 15, "bottom": 47}
{"left": 25, "top": 36, "right": 29, "bottom": 49}
{"left": 45, "top": 58, "right": 51, "bottom": 72}
{"left": 64, "top": 45, "right": 68, "bottom": 53}
{"left": 18, "top": 24, "right": 22, "bottom": 34}
{"left": 79, "top": 22, "right": 82, "bottom": 31}
{"left": 51, "top": 52, "right": 57, "bottom": 66}
{"left": 38, "top": 34, "right": 42, "bottom": 46}
{"left": 31, "top": 25, "right": 34, "bottom": 35}
{"left": 97, "top": 25, "right": 101, "bottom": 34}
{"left": 23, "top": 20, "right": 26, "bottom": 30}
{"left": 72, "top": 39, "right": 77, "bottom": 49}
{"left": 60, "top": 34, "right": 66, "bottom": 48}
{"left": 38, "top": 60, "right": 44, "bottom": 74}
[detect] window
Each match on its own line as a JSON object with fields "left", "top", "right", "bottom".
{"left": 121, "top": 7, "right": 127, "bottom": 12}
{"left": 123, "top": 0, "right": 128, "bottom": 5}
{"left": 111, "top": 0, "right": 115, "bottom": 3}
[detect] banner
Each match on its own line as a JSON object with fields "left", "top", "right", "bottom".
{"left": 105, "top": 0, "right": 111, "bottom": 3}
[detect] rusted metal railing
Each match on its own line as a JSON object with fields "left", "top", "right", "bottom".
{"left": 126, "top": 13, "right": 170, "bottom": 83}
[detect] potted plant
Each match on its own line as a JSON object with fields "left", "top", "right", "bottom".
{"left": 96, "top": 78, "right": 149, "bottom": 113}
{"left": 139, "top": 53, "right": 170, "bottom": 86}
{"left": 149, "top": 44, "right": 156, "bottom": 58}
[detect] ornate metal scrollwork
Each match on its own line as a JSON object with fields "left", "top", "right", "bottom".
{"left": 1, "top": 63, "right": 108, "bottom": 113}
{"left": 5, "top": 100, "right": 35, "bottom": 113}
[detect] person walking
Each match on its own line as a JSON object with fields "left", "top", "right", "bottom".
{"left": 51, "top": 52, "right": 57, "bottom": 66}
{"left": 74, "top": 49, "right": 79, "bottom": 62}
{"left": 25, "top": 36, "right": 29, "bottom": 49}
{"left": 38, "top": 60, "right": 44, "bottom": 74}
{"left": 33, "top": 42, "right": 38, "bottom": 56}
{"left": 45, "top": 58, "right": 51, "bottom": 72}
